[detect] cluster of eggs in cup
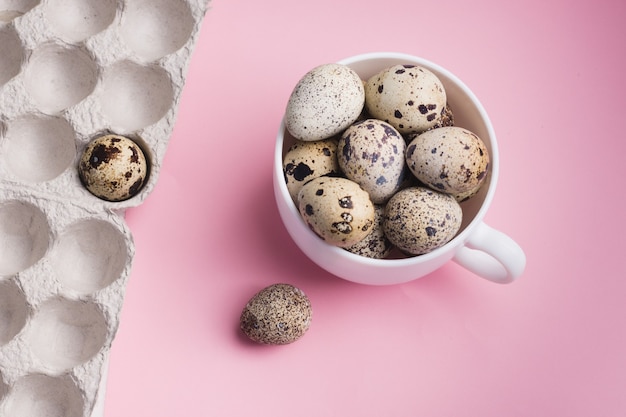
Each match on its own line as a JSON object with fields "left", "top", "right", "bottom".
{"left": 283, "top": 63, "right": 491, "bottom": 258}
{"left": 238, "top": 62, "right": 492, "bottom": 346}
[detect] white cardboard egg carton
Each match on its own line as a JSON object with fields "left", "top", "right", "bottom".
{"left": 0, "top": 0, "right": 210, "bottom": 415}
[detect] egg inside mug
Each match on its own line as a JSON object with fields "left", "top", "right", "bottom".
{"left": 274, "top": 52, "right": 500, "bottom": 285}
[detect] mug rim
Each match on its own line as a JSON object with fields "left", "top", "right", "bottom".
{"left": 274, "top": 51, "right": 500, "bottom": 269}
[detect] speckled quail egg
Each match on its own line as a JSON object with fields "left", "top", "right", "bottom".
{"left": 298, "top": 176, "right": 375, "bottom": 248}
{"left": 285, "top": 63, "right": 365, "bottom": 141}
{"left": 383, "top": 186, "right": 462, "bottom": 255}
{"left": 240, "top": 283, "right": 312, "bottom": 345}
{"left": 405, "top": 103, "right": 455, "bottom": 137}
{"left": 79, "top": 134, "right": 148, "bottom": 202}
{"left": 283, "top": 138, "right": 340, "bottom": 202}
{"left": 406, "top": 126, "right": 489, "bottom": 196}
{"left": 432, "top": 103, "right": 455, "bottom": 130}
{"left": 345, "top": 205, "right": 393, "bottom": 259}
{"left": 365, "top": 64, "right": 447, "bottom": 135}
{"left": 338, "top": 119, "right": 406, "bottom": 204}
{"left": 453, "top": 181, "right": 484, "bottom": 203}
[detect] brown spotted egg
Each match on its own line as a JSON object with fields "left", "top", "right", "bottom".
{"left": 240, "top": 283, "right": 312, "bottom": 345}
{"left": 344, "top": 205, "right": 393, "bottom": 259}
{"left": 338, "top": 119, "right": 406, "bottom": 204}
{"left": 453, "top": 182, "right": 484, "bottom": 203}
{"left": 406, "top": 126, "right": 489, "bottom": 196}
{"left": 298, "top": 176, "right": 375, "bottom": 248}
{"left": 283, "top": 138, "right": 340, "bottom": 202}
{"left": 78, "top": 134, "right": 148, "bottom": 202}
{"left": 285, "top": 63, "right": 365, "bottom": 141}
{"left": 383, "top": 186, "right": 462, "bottom": 255}
{"left": 365, "top": 64, "right": 447, "bottom": 135}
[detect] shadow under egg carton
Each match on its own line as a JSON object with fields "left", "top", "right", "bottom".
{"left": 1, "top": 0, "right": 211, "bottom": 415}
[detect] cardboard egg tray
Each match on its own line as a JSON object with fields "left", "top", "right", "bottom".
{"left": 0, "top": 0, "right": 210, "bottom": 415}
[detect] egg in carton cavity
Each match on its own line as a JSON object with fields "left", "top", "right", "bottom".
{"left": 0, "top": 0, "right": 211, "bottom": 416}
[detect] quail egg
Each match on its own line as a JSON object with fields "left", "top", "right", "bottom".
{"left": 406, "top": 126, "right": 489, "bottom": 196}
{"left": 78, "top": 134, "right": 148, "bottom": 202}
{"left": 285, "top": 63, "right": 365, "bottom": 141}
{"left": 298, "top": 176, "right": 375, "bottom": 248}
{"left": 338, "top": 119, "right": 406, "bottom": 204}
{"left": 383, "top": 186, "right": 462, "bottom": 255}
{"left": 365, "top": 64, "right": 447, "bottom": 135}
{"left": 240, "top": 283, "right": 312, "bottom": 345}
{"left": 283, "top": 138, "right": 340, "bottom": 202}
{"left": 344, "top": 205, "right": 393, "bottom": 259}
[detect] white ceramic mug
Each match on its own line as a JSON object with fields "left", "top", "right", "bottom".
{"left": 273, "top": 52, "right": 526, "bottom": 285}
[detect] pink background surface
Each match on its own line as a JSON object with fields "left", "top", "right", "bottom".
{"left": 104, "top": 0, "right": 626, "bottom": 416}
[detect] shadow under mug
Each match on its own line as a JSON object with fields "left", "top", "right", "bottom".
{"left": 273, "top": 52, "right": 526, "bottom": 285}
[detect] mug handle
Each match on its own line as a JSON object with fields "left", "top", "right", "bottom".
{"left": 453, "top": 222, "right": 526, "bottom": 284}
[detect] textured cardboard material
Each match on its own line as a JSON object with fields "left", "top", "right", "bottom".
{"left": 0, "top": 1, "right": 210, "bottom": 415}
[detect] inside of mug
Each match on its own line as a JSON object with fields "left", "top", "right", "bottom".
{"left": 280, "top": 55, "right": 496, "bottom": 255}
